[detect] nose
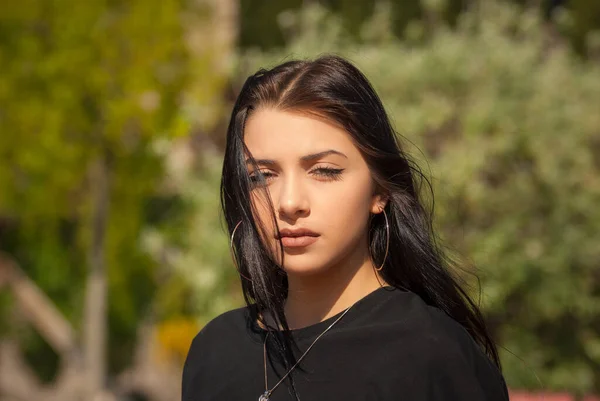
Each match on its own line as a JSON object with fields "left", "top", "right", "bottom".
{"left": 277, "top": 174, "right": 310, "bottom": 220}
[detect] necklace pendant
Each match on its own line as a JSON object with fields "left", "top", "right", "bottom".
{"left": 258, "top": 391, "right": 270, "bottom": 401}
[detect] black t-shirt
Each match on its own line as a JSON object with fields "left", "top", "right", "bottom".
{"left": 182, "top": 286, "right": 509, "bottom": 401}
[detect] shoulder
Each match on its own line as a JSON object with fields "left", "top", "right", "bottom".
{"left": 184, "top": 305, "right": 249, "bottom": 362}
{"left": 194, "top": 306, "right": 248, "bottom": 342}
{"left": 383, "top": 289, "right": 488, "bottom": 360}
{"left": 380, "top": 289, "right": 509, "bottom": 400}
{"left": 409, "top": 294, "right": 481, "bottom": 357}
{"left": 181, "top": 306, "right": 250, "bottom": 397}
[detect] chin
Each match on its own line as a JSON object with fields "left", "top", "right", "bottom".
{"left": 283, "top": 265, "right": 328, "bottom": 277}
{"left": 280, "top": 255, "right": 331, "bottom": 276}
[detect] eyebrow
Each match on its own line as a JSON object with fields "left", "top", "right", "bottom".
{"left": 245, "top": 149, "right": 348, "bottom": 166}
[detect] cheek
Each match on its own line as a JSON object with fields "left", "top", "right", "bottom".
{"left": 321, "top": 177, "right": 373, "bottom": 240}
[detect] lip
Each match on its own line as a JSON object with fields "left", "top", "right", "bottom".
{"left": 275, "top": 228, "right": 320, "bottom": 240}
{"left": 275, "top": 228, "right": 320, "bottom": 248}
{"left": 280, "top": 235, "right": 319, "bottom": 248}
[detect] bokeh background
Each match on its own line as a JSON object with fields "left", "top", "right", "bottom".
{"left": 1, "top": 0, "right": 599, "bottom": 400}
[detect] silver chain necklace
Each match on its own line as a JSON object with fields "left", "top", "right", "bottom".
{"left": 258, "top": 305, "right": 354, "bottom": 401}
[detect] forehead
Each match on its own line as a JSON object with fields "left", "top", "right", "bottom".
{"left": 243, "top": 108, "right": 358, "bottom": 160}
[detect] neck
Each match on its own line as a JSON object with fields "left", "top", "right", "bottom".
{"left": 283, "top": 246, "right": 388, "bottom": 330}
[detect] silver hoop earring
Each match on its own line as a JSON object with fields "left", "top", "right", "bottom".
{"left": 230, "top": 220, "right": 252, "bottom": 282}
{"left": 370, "top": 208, "right": 390, "bottom": 272}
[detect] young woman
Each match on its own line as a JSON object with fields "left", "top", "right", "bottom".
{"left": 182, "top": 55, "right": 509, "bottom": 401}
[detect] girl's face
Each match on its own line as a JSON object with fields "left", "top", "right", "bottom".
{"left": 244, "top": 108, "right": 385, "bottom": 277}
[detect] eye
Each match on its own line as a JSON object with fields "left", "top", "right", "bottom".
{"left": 249, "top": 167, "right": 345, "bottom": 186}
{"left": 311, "top": 167, "right": 344, "bottom": 181}
{"left": 249, "top": 170, "right": 275, "bottom": 186}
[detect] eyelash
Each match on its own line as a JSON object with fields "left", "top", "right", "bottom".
{"left": 249, "top": 167, "right": 344, "bottom": 184}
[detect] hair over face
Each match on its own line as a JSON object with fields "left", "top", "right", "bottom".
{"left": 221, "top": 55, "right": 501, "bottom": 381}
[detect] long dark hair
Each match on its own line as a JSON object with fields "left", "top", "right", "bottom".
{"left": 220, "top": 54, "right": 501, "bottom": 385}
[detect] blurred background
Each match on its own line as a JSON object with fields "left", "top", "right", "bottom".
{"left": 0, "top": 0, "right": 599, "bottom": 400}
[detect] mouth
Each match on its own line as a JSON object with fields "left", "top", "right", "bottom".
{"left": 275, "top": 228, "right": 320, "bottom": 248}
{"left": 279, "top": 235, "right": 319, "bottom": 248}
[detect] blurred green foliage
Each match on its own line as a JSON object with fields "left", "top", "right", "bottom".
{"left": 239, "top": 0, "right": 419, "bottom": 48}
{"left": 239, "top": 0, "right": 600, "bottom": 57}
{"left": 169, "top": 149, "right": 244, "bottom": 320}
{"left": 0, "top": 0, "right": 192, "bottom": 378}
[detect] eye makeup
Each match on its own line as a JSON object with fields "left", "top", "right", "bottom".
{"left": 249, "top": 167, "right": 345, "bottom": 186}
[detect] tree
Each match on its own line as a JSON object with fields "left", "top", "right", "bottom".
{"left": 0, "top": 0, "right": 192, "bottom": 398}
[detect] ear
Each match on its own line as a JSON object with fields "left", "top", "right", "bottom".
{"left": 370, "top": 193, "right": 388, "bottom": 214}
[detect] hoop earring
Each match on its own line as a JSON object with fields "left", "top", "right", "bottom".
{"left": 370, "top": 208, "right": 390, "bottom": 272}
{"left": 230, "top": 220, "right": 252, "bottom": 282}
